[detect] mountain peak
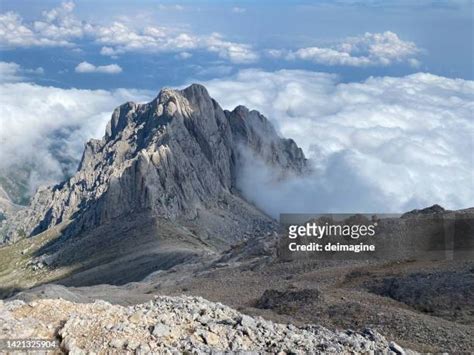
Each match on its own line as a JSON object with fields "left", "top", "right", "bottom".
{"left": 181, "top": 83, "right": 212, "bottom": 99}
{"left": 2, "top": 84, "right": 307, "bottom": 245}
{"left": 156, "top": 84, "right": 212, "bottom": 110}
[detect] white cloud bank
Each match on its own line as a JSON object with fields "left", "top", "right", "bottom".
{"left": 75, "top": 61, "right": 122, "bottom": 74}
{"left": 0, "top": 80, "right": 152, "bottom": 194}
{"left": 95, "top": 25, "right": 258, "bottom": 64}
{"left": 0, "top": 2, "right": 92, "bottom": 48}
{"left": 269, "top": 31, "right": 421, "bottom": 67}
{"left": 1, "top": 65, "right": 471, "bottom": 214}
{"left": 0, "top": 62, "right": 23, "bottom": 82}
{"left": 0, "top": 61, "right": 44, "bottom": 83}
{"left": 0, "top": 3, "right": 421, "bottom": 67}
{"left": 0, "top": 2, "right": 259, "bottom": 64}
{"left": 201, "top": 69, "right": 474, "bottom": 214}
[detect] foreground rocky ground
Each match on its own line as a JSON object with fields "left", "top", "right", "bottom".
{"left": 4, "top": 256, "right": 473, "bottom": 353}
{"left": 0, "top": 295, "right": 411, "bottom": 354}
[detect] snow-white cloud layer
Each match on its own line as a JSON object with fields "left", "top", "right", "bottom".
{"left": 0, "top": 81, "right": 152, "bottom": 193}
{"left": 270, "top": 31, "right": 421, "bottom": 67}
{"left": 201, "top": 69, "right": 474, "bottom": 214}
{"left": 1, "top": 66, "right": 471, "bottom": 213}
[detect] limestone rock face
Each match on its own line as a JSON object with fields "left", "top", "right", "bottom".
{"left": 2, "top": 84, "right": 307, "bottom": 244}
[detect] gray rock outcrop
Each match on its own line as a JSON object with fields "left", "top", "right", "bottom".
{"left": 0, "top": 295, "right": 411, "bottom": 353}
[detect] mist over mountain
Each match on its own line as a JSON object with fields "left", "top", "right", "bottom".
{"left": 1, "top": 70, "right": 472, "bottom": 220}
{"left": 202, "top": 70, "right": 474, "bottom": 214}
{"left": 0, "top": 83, "right": 152, "bottom": 206}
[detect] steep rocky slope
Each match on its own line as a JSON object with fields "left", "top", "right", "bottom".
{"left": 1, "top": 84, "right": 306, "bottom": 247}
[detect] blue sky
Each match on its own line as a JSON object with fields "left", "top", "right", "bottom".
{"left": 0, "top": 0, "right": 472, "bottom": 89}
{"left": 0, "top": 1, "right": 473, "bottom": 213}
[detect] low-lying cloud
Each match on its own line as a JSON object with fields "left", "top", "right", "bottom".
{"left": 0, "top": 61, "right": 44, "bottom": 83}
{"left": 0, "top": 79, "right": 152, "bottom": 198}
{"left": 1, "top": 66, "right": 472, "bottom": 214}
{"left": 202, "top": 69, "right": 474, "bottom": 214}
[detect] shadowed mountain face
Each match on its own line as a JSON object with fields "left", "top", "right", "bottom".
{"left": 1, "top": 84, "right": 307, "bottom": 249}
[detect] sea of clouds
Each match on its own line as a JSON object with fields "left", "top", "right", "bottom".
{"left": 201, "top": 69, "right": 473, "bottom": 215}
{"left": 0, "top": 65, "right": 472, "bottom": 214}
{"left": 0, "top": 63, "right": 152, "bottom": 195}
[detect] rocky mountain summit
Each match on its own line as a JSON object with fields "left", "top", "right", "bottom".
{"left": 0, "top": 295, "right": 410, "bottom": 354}
{"left": 1, "top": 84, "right": 306, "bottom": 246}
